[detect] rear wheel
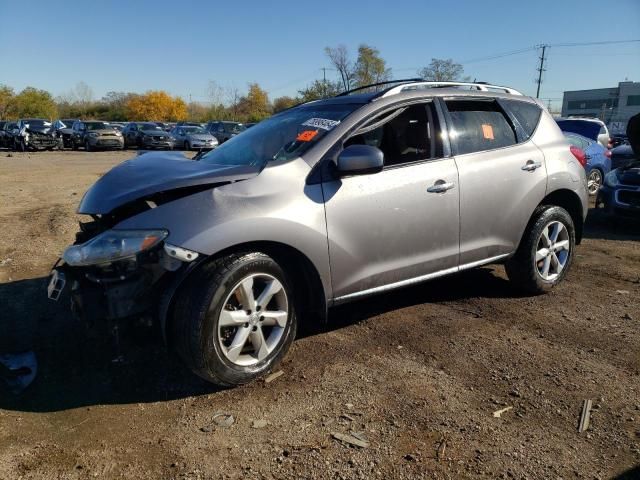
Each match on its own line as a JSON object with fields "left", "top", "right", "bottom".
{"left": 505, "top": 206, "right": 575, "bottom": 295}
{"left": 171, "top": 252, "right": 297, "bottom": 386}
{"left": 587, "top": 169, "right": 602, "bottom": 196}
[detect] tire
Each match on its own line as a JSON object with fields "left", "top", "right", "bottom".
{"left": 184, "top": 141, "right": 190, "bottom": 151}
{"left": 505, "top": 206, "right": 575, "bottom": 295}
{"left": 85, "top": 140, "right": 93, "bottom": 152}
{"left": 587, "top": 169, "right": 603, "bottom": 196}
{"left": 171, "top": 252, "right": 297, "bottom": 386}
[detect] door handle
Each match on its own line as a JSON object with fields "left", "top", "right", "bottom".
{"left": 521, "top": 160, "right": 542, "bottom": 172}
{"left": 427, "top": 180, "right": 455, "bottom": 193}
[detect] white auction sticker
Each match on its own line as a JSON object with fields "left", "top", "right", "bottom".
{"left": 301, "top": 118, "right": 340, "bottom": 131}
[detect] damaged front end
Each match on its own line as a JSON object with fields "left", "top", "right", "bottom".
{"left": 49, "top": 212, "right": 201, "bottom": 338}
{"left": 16, "top": 126, "right": 61, "bottom": 151}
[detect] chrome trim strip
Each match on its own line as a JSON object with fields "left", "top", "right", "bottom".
{"left": 332, "top": 254, "right": 510, "bottom": 305}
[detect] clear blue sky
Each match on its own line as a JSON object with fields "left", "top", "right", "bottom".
{"left": 1, "top": 0, "right": 639, "bottom": 109}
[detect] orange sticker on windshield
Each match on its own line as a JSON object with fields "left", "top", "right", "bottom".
{"left": 482, "top": 124, "right": 494, "bottom": 140}
{"left": 296, "top": 130, "right": 318, "bottom": 142}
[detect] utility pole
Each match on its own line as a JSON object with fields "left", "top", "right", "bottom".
{"left": 535, "top": 44, "right": 548, "bottom": 99}
{"left": 322, "top": 67, "right": 327, "bottom": 98}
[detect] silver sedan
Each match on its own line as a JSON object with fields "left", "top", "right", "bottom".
{"left": 170, "top": 126, "right": 218, "bottom": 150}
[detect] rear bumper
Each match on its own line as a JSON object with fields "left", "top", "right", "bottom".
{"left": 597, "top": 185, "right": 640, "bottom": 217}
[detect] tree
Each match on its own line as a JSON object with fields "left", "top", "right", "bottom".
{"left": 353, "top": 44, "right": 391, "bottom": 88}
{"left": 298, "top": 79, "right": 342, "bottom": 103}
{"left": 236, "top": 83, "right": 270, "bottom": 122}
{"left": 0, "top": 84, "right": 16, "bottom": 119}
{"left": 325, "top": 45, "right": 353, "bottom": 91}
{"left": 418, "top": 58, "right": 470, "bottom": 82}
{"left": 125, "top": 90, "right": 187, "bottom": 121}
{"left": 12, "top": 87, "right": 57, "bottom": 119}
{"left": 100, "top": 91, "right": 136, "bottom": 120}
{"left": 272, "top": 96, "right": 298, "bottom": 113}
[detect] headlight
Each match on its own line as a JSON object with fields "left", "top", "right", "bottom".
{"left": 115, "top": 131, "right": 122, "bottom": 137}
{"left": 88, "top": 132, "right": 99, "bottom": 138}
{"left": 63, "top": 229, "right": 168, "bottom": 266}
{"left": 604, "top": 171, "right": 620, "bottom": 188}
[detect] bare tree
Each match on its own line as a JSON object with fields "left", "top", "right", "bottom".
{"left": 418, "top": 58, "right": 470, "bottom": 82}
{"left": 325, "top": 45, "right": 352, "bottom": 91}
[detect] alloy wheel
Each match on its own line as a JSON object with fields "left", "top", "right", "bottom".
{"left": 216, "top": 273, "right": 288, "bottom": 366}
{"left": 535, "top": 221, "right": 570, "bottom": 281}
{"left": 587, "top": 170, "right": 602, "bottom": 195}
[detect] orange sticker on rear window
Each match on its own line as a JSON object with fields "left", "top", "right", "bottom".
{"left": 482, "top": 124, "right": 494, "bottom": 140}
{"left": 296, "top": 130, "right": 318, "bottom": 142}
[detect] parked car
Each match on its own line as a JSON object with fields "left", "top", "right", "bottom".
{"left": 52, "top": 119, "right": 79, "bottom": 148}
{"left": 70, "top": 120, "right": 124, "bottom": 151}
{"left": 204, "top": 121, "right": 246, "bottom": 143}
{"left": 49, "top": 80, "right": 587, "bottom": 387}
{"left": 556, "top": 117, "right": 611, "bottom": 149}
{"left": 109, "top": 122, "right": 126, "bottom": 133}
{"left": 244, "top": 122, "right": 257, "bottom": 129}
{"left": 597, "top": 160, "right": 640, "bottom": 218}
{"left": 154, "top": 121, "right": 170, "bottom": 131}
{"left": 123, "top": 122, "right": 175, "bottom": 150}
{"left": 170, "top": 125, "right": 218, "bottom": 150}
{"left": 0, "top": 121, "right": 17, "bottom": 149}
{"left": 610, "top": 144, "right": 637, "bottom": 170}
{"left": 563, "top": 132, "right": 611, "bottom": 195}
{"left": 610, "top": 134, "right": 629, "bottom": 148}
{"left": 14, "top": 119, "right": 61, "bottom": 151}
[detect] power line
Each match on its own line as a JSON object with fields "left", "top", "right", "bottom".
{"left": 550, "top": 39, "right": 640, "bottom": 48}
{"left": 460, "top": 47, "right": 537, "bottom": 65}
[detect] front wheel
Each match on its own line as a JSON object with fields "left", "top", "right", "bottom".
{"left": 85, "top": 140, "right": 93, "bottom": 152}
{"left": 171, "top": 252, "right": 297, "bottom": 386}
{"left": 505, "top": 206, "right": 575, "bottom": 295}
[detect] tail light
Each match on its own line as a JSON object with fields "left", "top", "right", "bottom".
{"left": 570, "top": 145, "right": 587, "bottom": 167}
{"left": 604, "top": 150, "right": 612, "bottom": 158}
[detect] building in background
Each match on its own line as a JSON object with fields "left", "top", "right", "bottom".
{"left": 561, "top": 81, "right": 640, "bottom": 134}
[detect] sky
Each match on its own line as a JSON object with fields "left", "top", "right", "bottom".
{"left": 1, "top": 0, "right": 639, "bottom": 110}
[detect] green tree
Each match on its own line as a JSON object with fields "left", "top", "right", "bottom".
{"left": 0, "top": 84, "right": 16, "bottom": 119}
{"left": 353, "top": 44, "right": 391, "bottom": 87}
{"left": 297, "top": 79, "right": 341, "bottom": 103}
{"left": 12, "top": 87, "right": 58, "bottom": 119}
{"left": 272, "top": 96, "right": 298, "bottom": 113}
{"left": 419, "top": 58, "right": 470, "bottom": 82}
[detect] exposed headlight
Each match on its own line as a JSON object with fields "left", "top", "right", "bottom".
{"left": 88, "top": 132, "right": 99, "bottom": 138}
{"left": 63, "top": 229, "right": 168, "bottom": 266}
{"left": 604, "top": 171, "right": 620, "bottom": 188}
{"left": 115, "top": 131, "right": 122, "bottom": 137}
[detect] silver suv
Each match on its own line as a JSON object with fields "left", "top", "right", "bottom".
{"left": 49, "top": 81, "right": 588, "bottom": 386}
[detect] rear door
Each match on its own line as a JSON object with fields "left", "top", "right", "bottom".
{"left": 442, "top": 97, "right": 546, "bottom": 265}
{"left": 322, "top": 101, "right": 460, "bottom": 300}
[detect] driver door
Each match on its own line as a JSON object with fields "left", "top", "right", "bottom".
{"left": 322, "top": 101, "right": 460, "bottom": 301}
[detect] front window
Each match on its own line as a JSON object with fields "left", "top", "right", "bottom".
{"left": 139, "top": 123, "right": 163, "bottom": 131}
{"left": 85, "top": 122, "right": 109, "bottom": 130}
{"left": 199, "top": 103, "right": 359, "bottom": 168}
{"left": 222, "top": 122, "right": 246, "bottom": 134}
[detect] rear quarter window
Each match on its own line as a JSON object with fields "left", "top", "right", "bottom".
{"left": 502, "top": 100, "right": 542, "bottom": 140}
{"left": 445, "top": 100, "right": 517, "bottom": 155}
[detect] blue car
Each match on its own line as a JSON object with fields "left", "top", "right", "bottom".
{"left": 563, "top": 132, "right": 611, "bottom": 195}
{"left": 597, "top": 160, "right": 640, "bottom": 218}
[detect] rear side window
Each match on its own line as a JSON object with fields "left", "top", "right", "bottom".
{"left": 445, "top": 100, "right": 517, "bottom": 155}
{"left": 502, "top": 99, "right": 542, "bottom": 139}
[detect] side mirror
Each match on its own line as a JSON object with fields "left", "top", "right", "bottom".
{"left": 337, "top": 145, "right": 384, "bottom": 176}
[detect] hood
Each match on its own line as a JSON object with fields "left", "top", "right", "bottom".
{"left": 89, "top": 128, "right": 119, "bottom": 135}
{"left": 187, "top": 133, "right": 215, "bottom": 141}
{"left": 78, "top": 151, "right": 260, "bottom": 214}
{"left": 616, "top": 161, "right": 640, "bottom": 187}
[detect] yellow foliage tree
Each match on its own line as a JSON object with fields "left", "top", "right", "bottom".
{"left": 125, "top": 90, "right": 187, "bottom": 121}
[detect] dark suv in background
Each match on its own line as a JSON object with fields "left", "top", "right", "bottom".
{"left": 123, "top": 122, "right": 175, "bottom": 150}
{"left": 205, "top": 121, "right": 246, "bottom": 143}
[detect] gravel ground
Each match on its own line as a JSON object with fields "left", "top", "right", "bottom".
{"left": 0, "top": 150, "right": 639, "bottom": 479}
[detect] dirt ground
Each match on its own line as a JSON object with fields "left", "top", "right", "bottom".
{"left": 0, "top": 150, "right": 639, "bottom": 480}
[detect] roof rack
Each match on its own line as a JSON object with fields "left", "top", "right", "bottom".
{"left": 336, "top": 78, "right": 424, "bottom": 97}
{"left": 380, "top": 81, "right": 523, "bottom": 97}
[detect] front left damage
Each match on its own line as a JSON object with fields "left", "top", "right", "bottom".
{"left": 15, "top": 124, "right": 62, "bottom": 151}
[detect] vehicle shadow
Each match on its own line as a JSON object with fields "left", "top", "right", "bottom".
{"left": 0, "top": 266, "right": 518, "bottom": 412}
{"left": 583, "top": 207, "right": 640, "bottom": 241}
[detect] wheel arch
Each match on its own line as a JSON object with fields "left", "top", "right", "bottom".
{"left": 160, "top": 240, "right": 328, "bottom": 343}
{"left": 537, "top": 189, "right": 584, "bottom": 244}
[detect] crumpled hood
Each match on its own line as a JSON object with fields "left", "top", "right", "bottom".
{"left": 78, "top": 151, "right": 260, "bottom": 214}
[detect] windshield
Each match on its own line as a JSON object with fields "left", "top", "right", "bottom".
{"left": 140, "top": 123, "right": 162, "bottom": 131}
{"left": 223, "top": 122, "right": 246, "bottom": 134}
{"left": 25, "top": 120, "right": 50, "bottom": 128}
{"left": 85, "top": 122, "right": 110, "bottom": 130}
{"left": 556, "top": 120, "right": 600, "bottom": 141}
{"left": 200, "top": 103, "right": 359, "bottom": 168}
{"left": 183, "top": 126, "right": 206, "bottom": 134}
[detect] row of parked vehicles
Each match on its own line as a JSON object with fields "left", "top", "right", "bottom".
{"left": 0, "top": 118, "right": 252, "bottom": 152}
